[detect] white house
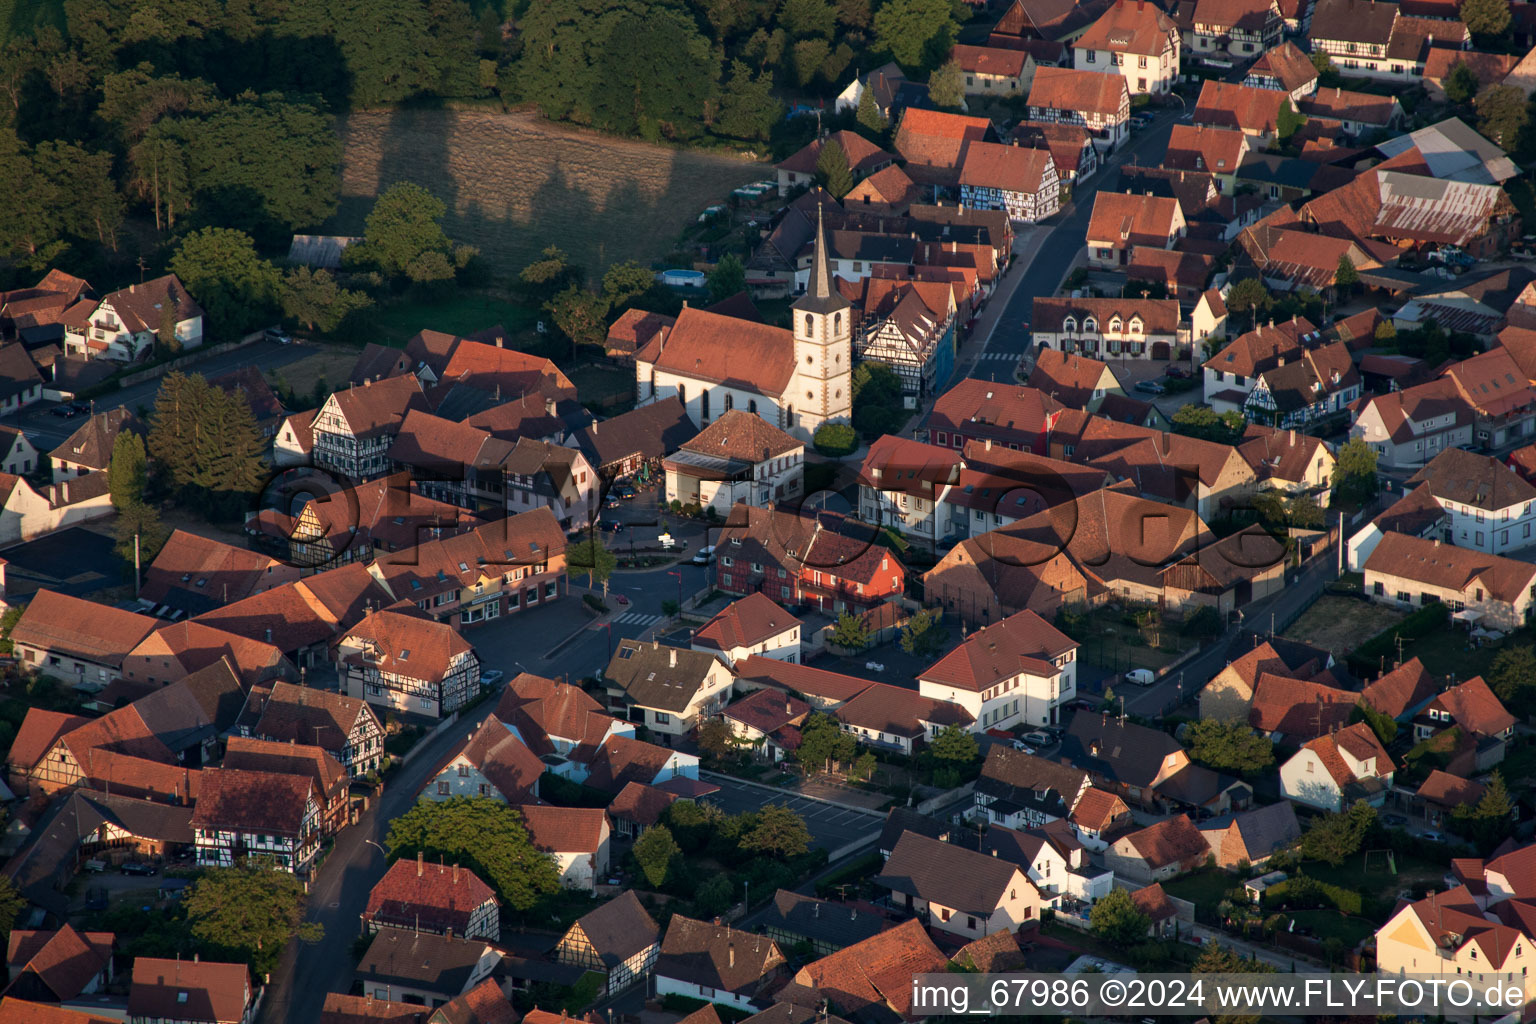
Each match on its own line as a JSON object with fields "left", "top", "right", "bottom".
{"left": 691, "top": 593, "right": 802, "bottom": 667}
{"left": 1406, "top": 448, "right": 1536, "bottom": 556}
{"left": 517, "top": 804, "right": 610, "bottom": 891}
{"left": 604, "top": 641, "right": 735, "bottom": 738}
{"left": 663, "top": 410, "right": 804, "bottom": 515}
{"left": 0, "top": 426, "right": 38, "bottom": 476}
{"left": 426, "top": 717, "right": 544, "bottom": 804}
{"left": 1074, "top": 0, "right": 1181, "bottom": 96}
{"left": 917, "top": 608, "right": 1079, "bottom": 731}
{"left": 1279, "top": 722, "right": 1394, "bottom": 812}
{"left": 857, "top": 434, "right": 963, "bottom": 553}
{"left": 1363, "top": 531, "right": 1536, "bottom": 630}
{"left": 62, "top": 275, "right": 202, "bottom": 362}
{"left": 876, "top": 830, "right": 1043, "bottom": 940}
{"left": 1376, "top": 887, "right": 1536, "bottom": 1006}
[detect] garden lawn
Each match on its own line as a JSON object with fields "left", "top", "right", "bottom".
{"left": 360, "top": 292, "right": 540, "bottom": 349}
{"left": 1303, "top": 850, "right": 1447, "bottom": 920}
{"left": 1399, "top": 621, "right": 1534, "bottom": 682}
{"left": 1286, "top": 909, "right": 1377, "bottom": 947}
{"left": 1162, "top": 869, "right": 1238, "bottom": 923}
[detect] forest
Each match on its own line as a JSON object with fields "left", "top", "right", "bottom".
{"left": 0, "top": 0, "right": 969, "bottom": 287}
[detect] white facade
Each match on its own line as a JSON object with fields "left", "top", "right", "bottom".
{"left": 1073, "top": 35, "right": 1179, "bottom": 96}
{"left": 656, "top": 975, "right": 764, "bottom": 1013}
{"left": 1434, "top": 497, "right": 1536, "bottom": 556}
{"left": 888, "top": 869, "right": 1042, "bottom": 939}
{"left": 919, "top": 654, "right": 1077, "bottom": 732}
{"left": 1279, "top": 745, "right": 1390, "bottom": 812}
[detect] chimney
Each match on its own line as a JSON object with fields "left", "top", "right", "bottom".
{"left": 265, "top": 628, "right": 273, "bottom": 643}
{"left": 495, "top": 335, "right": 504, "bottom": 348}
{"left": 813, "top": 902, "right": 820, "bottom": 917}
{"left": 418, "top": 852, "right": 424, "bottom": 876}
{"left": 985, "top": 438, "right": 992, "bottom": 451}
{"left": 545, "top": 397, "right": 556, "bottom": 416}
{"left": 670, "top": 649, "right": 677, "bottom": 668}
{"left": 1289, "top": 428, "right": 1296, "bottom": 445}
{"left": 130, "top": 283, "right": 136, "bottom": 294}
{"left": 728, "top": 943, "right": 736, "bottom": 969}
{"left": 453, "top": 863, "right": 459, "bottom": 884}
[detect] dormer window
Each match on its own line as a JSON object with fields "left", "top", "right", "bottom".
{"left": 1063, "top": 316, "right": 1077, "bottom": 333}
{"left": 1109, "top": 317, "right": 1122, "bottom": 333}
{"left": 1129, "top": 317, "right": 1143, "bottom": 333}
{"left": 1084, "top": 317, "right": 1098, "bottom": 333}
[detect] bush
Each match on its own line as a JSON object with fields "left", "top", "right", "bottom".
{"left": 813, "top": 422, "right": 858, "bottom": 457}
{"left": 582, "top": 593, "right": 608, "bottom": 613}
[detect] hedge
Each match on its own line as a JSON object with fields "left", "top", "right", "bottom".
{"left": 1265, "top": 873, "right": 1363, "bottom": 915}
{"left": 1345, "top": 601, "right": 1448, "bottom": 676}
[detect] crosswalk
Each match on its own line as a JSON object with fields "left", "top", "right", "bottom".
{"left": 613, "top": 612, "right": 664, "bottom": 627}
{"left": 976, "top": 351, "right": 1020, "bottom": 362}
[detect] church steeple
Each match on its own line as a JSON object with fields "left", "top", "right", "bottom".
{"left": 794, "top": 196, "right": 850, "bottom": 315}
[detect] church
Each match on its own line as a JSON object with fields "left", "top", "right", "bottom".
{"left": 635, "top": 206, "right": 853, "bottom": 442}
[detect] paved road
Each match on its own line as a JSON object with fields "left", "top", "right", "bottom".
{"left": 947, "top": 105, "right": 1187, "bottom": 389}
{"left": 6, "top": 338, "right": 313, "bottom": 451}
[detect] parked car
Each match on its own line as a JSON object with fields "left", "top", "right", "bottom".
{"left": 50, "top": 405, "right": 79, "bottom": 419}
{"left": 120, "top": 862, "right": 158, "bottom": 876}
{"left": 692, "top": 545, "right": 716, "bottom": 566}
{"left": 1133, "top": 380, "right": 1165, "bottom": 395}
{"left": 1383, "top": 814, "right": 1409, "bottom": 827}
{"left": 1010, "top": 741, "right": 1037, "bottom": 753}
{"left": 1165, "top": 365, "right": 1190, "bottom": 379}
{"left": 480, "top": 669, "right": 505, "bottom": 687}
{"left": 602, "top": 520, "right": 623, "bottom": 533}
{"left": 1422, "top": 830, "right": 1445, "bottom": 842}
{"left": 614, "top": 594, "right": 630, "bottom": 605}
{"left": 865, "top": 661, "right": 885, "bottom": 672}
{"left": 1022, "top": 731, "right": 1053, "bottom": 747}
{"left": 616, "top": 485, "right": 637, "bottom": 499}
{"left": 264, "top": 326, "right": 293, "bottom": 344}
{"left": 1125, "top": 668, "right": 1156, "bottom": 685}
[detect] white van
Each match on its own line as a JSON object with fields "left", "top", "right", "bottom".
{"left": 692, "top": 545, "right": 716, "bottom": 566}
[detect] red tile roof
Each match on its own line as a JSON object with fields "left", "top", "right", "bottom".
{"left": 694, "top": 593, "right": 803, "bottom": 654}
{"left": 4, "top": 925, "right": 113, "bottom": 1002}
{"left": 1121, "top": 813, "right": 1209, "bottom": 868}
{"left": 1070, "top": 787, "right": 1129, "bottom": 832}
{"left": 1361, "top": 657, "right": 1437, "bottom": 720}
{"left": 447, "top": 718, "right": 544, "bottom": 801}
{"left": 678, "top": 409, "right": 801, "bottom": 463}
{"left": 1077, "top": 0, "right": 1178, "bottom": 55}
{"left": 129, "top": 958, "right": 249, "bottom": 1024}
{"left": 364, "top": 857, "right": 496, "bottom": 934}
{"left": 637, "top": 306, "right": 796, "bottom": 398}
{"left": 794, "top": 918, "right": 947, "bottom": 1020}
{"left": 894, "top": 109, "right": 992, "bottom": 178}
{"left": 921, "top": 608, "right": 1076, "bottom": 691}
{"left": 1028, "top": 66, "right": 1129, "bottom": 118}
{"left": 1248, "top": 673, "right": 1357, "bottom": 737}
{"left": 1417, "top": 768, "right": 1484, "bottom": 807}
{"left": 959, "top": 141, "right": 1056, "bottom": 195}
{"left": 222, "top": 736, "right": 346, "bottom": 799}
{"left": 1299, "top": 722, "right": 1391, "bottom": 787}
{"left": 0, "top": 999, "right": 123, "bottom": 1024}
{"left": 1165, "top": 124, "right": 1249, "bottom": 174}
{"left": 1194, "top": 81, "right": 1287, "bottom": 135}
{"left": 607, "top": 781, "right": 677, "bottom": 826}
{"left": 952, "top": 44, "right": 1029, "bottom": 77}
{"left": 439, "top": 341, "right": 575, "bottom": 398}
{"left": 1087, "top": 192, "right": 1181, "bottom": 249}
{"left": 337, "top": 608, "right": 474, "bottom": 684}
{"left": 1426, "top": 676, "right": 1516, "bottom": 737}
{"left": 5, "top": 709, "right": 88, "bottom": 772}
{"left": 777, "top": 130, "right": 892, "bottom": 176}
{"left": 190, "top": 767, "right": 315, "bottom": 836}
{"left": 1364, "top": 531, "right": 1536, "bottom": 605}
{"left": 516, "top": 804, "right": 608, "bottom": 854}
{"left": 10, "top": 590, "right": 159, "bottom": 668}
{"left": 732, "top": 655, "right": 872, "bottom": 704}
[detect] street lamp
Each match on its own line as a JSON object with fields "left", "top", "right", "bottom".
{"left": 667, "top": 570, "right": 683, "bottom": 613}
{"left": 362, "top": 839, "right": 386, "bottom": 857}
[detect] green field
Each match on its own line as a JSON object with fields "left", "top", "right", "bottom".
{"left": 359, "top": 292, "right": 542, "bottom": 349}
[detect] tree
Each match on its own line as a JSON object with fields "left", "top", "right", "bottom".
{"left": 184, "top": 864, "right": 321, "bottom": 977}
{"left": 813, "top": 422, "right": 858, "bottom": 456}
{"left": 1226, "top": 277, "right": 1271, "bottom": 315}
{"left": 1285, "top": 494, "right": 1325, "bottom": 529}
{"left": 1172, "top": 404, "right": 1246, "bottom": 445}
{"left": 566, "top": 536, "right": 617, "bottom": 589}
{"left": 790, "top": 37, "right": 832, "bottom": 87}
{"left": 740, "top": 804, "right": 812, "bottom": 857}
{"left": 520, "top": 245, "right": 579, "bottom": 300}
{"left": 1276, "top": 99, "right": 1306, "bottom": 142}
{"left": 1184, "top": 719, "right": 1275, "bottom": 774}
{"left": 589, "top": 8, "right": 715, "bottom": 140}
{"left": 281, "top": 267, "right": 372, "bottom": 333}
{"left": 386, "top": 798, "right": 561, "bottom": 911}
{"left": 358, "top": 181, "right": 473, "bottom": 283}
{"left": 697, "top": 717, "right": 741, "bottom": 762}
{"left": 1452, "top": 771, "right": 1513, "bottom": 850}
{"left": 929, "top": 725, "right": 978, "bottom": 764}
{"left": 169, "top": 227, "right": 282, "bottom": 337}
{"left": 1309, "top": 52, "right": 1335, "bottom": 75}
{"left": 1194, "top": 941, "right": 1274, "bottom": 1024}
{"left": 829, "top": 609, "right": 871, "bottom": 649}
{"left": 1331, "top": 437, "right": 1379, "bottom": 506}
{"left": 1444, "top": 60, "right": 1481, "bottom": 105}
{"left": 115, "top": 501, "right": 168, "bottom": 565}
{"left": 148, "top": 372, "right": 209, "bottom": 489}
{"left": 852, "top": 361, "right": 906, "bottom": 437}
{"left": 1352, "top": 699, "right": 1398, "bottom": 746}
{"left": 601, "top": 261, "right": 655, "bottom": 308}
{"left": 797, "top": 712, "right": 856, "bottom": 773}
{"left": 716, "top": 60, "right": 782, "bottom": 141}
{"left": 707, "top": 253, "right": 747, "bottom": 303}
{"left": 1477, "top": 84, "right": 1528, "bottom": 152}
{"left": 1462, "top": 0, "right": 1511, "bottom": 36}
{"left": 815, "top": 137, "right": 854, "bottom": 199}
{"left": 856, "top": 87, "right": 888, "bottom": 136}
{"left": 0, "top": 875, "right": 23, "bottom": 945}
{"left": 899, "top": 607, "right": 944, "bottom": 657}
{"left": 547, "top": 287, "right": 609, "bottom": 355}
{"left": 1488, "top": 644, "right": 1536, "bottom": 709}
{"left": 873, "top": 0, "right": 958, "bottom": 67}
{"left": 108, "top": 431, "right": 148, "bottom": 511}
{"left": 631, "top": 823, "right": 681, "bottom": 888}
{"left": 928, "top": 59, "right": 965, "bottom": 110}
{"left": 1090, "top": 887, "right": 1151, "bottom": 945}
{"left": 1299, "top": 799, "right": 1376, "bottom": 866}
{"left": 1334, "top": 254, "right": 1359, "bottom": 294}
